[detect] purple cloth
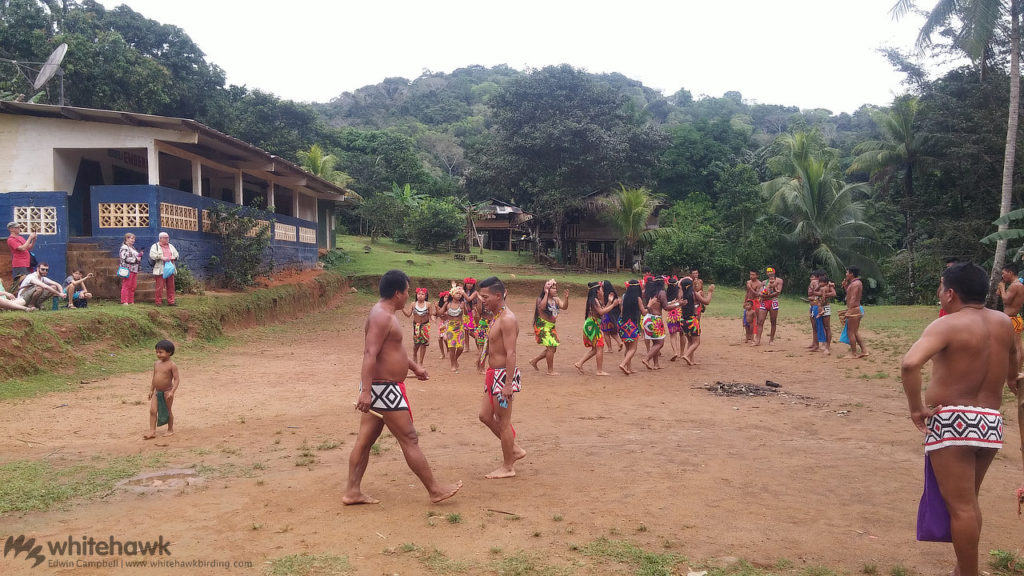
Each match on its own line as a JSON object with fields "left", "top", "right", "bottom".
{"left": 916, "top": 453, "right": 952, "bottom": 542}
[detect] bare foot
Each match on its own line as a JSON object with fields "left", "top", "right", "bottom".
{"left": 514, "top": 446, "right": 527, "bottom": 461}
{"left": 163, "top": 431, "right": 175, "bottom": 437}
{"left": 573, "top": 363, "right": 584, "bottom": 375}
{"left": 641, "top": 358, "right": 653, "bottom": 370}
{"left": 618, "top": 364, "right": 629, "bottom": 376}
{"left": 596, "top": 371, "right": 610, "bottom": 376}
{"left": 857, "top": 352, "right": 870, "bottom": 358}
{"left": 842, "top": 354, "right": 862, "bottom": 360}
{"left": 342, "top": 492, "right": 381, "bottom": 505}
{"left": 429, "top": 480, "right": 463, "bottom": 503}
{"left": 485, "top": 467, "right": 516, "bottom": 479}
{"left": 822, "top": 349, "right": 831, "bottom": 356}
{"left": 808, "top": 347, "right": 820, "bottom": 352}
{"left": 682, "top": 355, "right": 694, "bottom": 366}
{"left": 142, "top": 433, "right": 156, "bottom": 440}
{"left": 545, "top": 371, "right": 560, "bottom": 376}
{"left": 669, "top": 354, "right": 679, "bottom": 362}
{"left": 529, "top": 358, "right": 540, "bottom": 371}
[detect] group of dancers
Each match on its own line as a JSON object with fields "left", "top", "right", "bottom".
{"left": 398, "top": 270, "right": 716, "bottom": 377}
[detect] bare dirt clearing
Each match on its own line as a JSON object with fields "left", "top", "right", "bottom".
{"left": 1, "top": 292, "right": 1021, "bottom": 575}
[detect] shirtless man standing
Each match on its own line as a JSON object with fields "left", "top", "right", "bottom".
{"left": 743, "top": 270, "right": 762, "bottom": 343}
{"left": 344, "top": 269, "right": 462, "bottom": 505}
{"left": 901, "top": 262, "right": 1015, "bottom": 576}
{"left": 842, "top": 266, "right": 869, "bottom": 359}
{"left": 996, "top": 262, "right": 1024, "bottom": 505}
{"left": 753, "top": 267, "right": 784, "bottom": 346}
{"left": 477, "top": 276, "right": 526, "bottom": 479}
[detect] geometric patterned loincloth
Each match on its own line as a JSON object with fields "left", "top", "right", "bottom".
{"left": 367, "top": 381, "right": 411, "bottom": 414}
{"left": 924, "top": 406, "right": 1003, "bottom": 452}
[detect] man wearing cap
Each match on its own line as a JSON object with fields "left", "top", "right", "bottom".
{"left": 753, "top": 267, "right": 784, "bottom": 346}
{"left": 6, "top": 222, "right": 37, "bottom": 286}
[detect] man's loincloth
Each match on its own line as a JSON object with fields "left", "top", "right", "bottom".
{"left": 365, "top": 381, "right": 412, "bottom": 414}
{"left": 413, "top": 321, "right": 430, "bottom": 345}
{"left": 1013, "top": 313, "right": 1023, "bottom": 335}
{"left": 642, "top": 313, "right": 666, "bottom": 340}
{"left": 534, "top": 316, "right": 559, "bottom": 347}
{"left": 760, "top": 298, "right": 779, "bottom": 311}
{"left": 485, "top": 367, "right": 522, "bottom": 408}
{"left": 924, "top": 406, "right": 1003, "bottom": 452}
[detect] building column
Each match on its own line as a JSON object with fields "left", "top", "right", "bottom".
{"left": 292, "top": 190, "right": 301, "bottom": 218}
{"left": 192, "top": 159, "right": 202, "bottom": 196}
{"left": 234, "top": 172, "right": 243, "bottom": 205}
{"left": 267, "top": 182, "right": 276, "bottom": 212}
{"left": 147, "top": 147, "right": 160, "bottom": 185}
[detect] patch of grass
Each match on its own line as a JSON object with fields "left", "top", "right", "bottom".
{"left": 802, "top": 567, "right": 839, "bottom": 576}
{"left": 446, "top": 512, "right": 462, "bottom": 524}
{"left": 420, "top": 547, "right": 472, "bottom": 573}
{"left": 316, "top": 439, "right": 341, "bottom": 451}
{"left": 990, "top": 550, "right": 1024, "bottom": 575}
{"left": 295, "top": 439, "right": 317, "bottom": 467}
{"left": 552, "top": 514, "right": 563, "bottom": 522}
{"left": 0, "top": 453, "right": 161, "bottom": 512}
{"left": 862, "top": 563, "right": 878, "bottom": 575}
{"left": 265, "top": 553, "right": 351, "bottom": 575}
{"left": 578, "top": 538, "right": 686, "bottom": 576}
{"left": 399, "top": 543, "right": 418, "bottom": 553}
{"left": 705, "top": 560, "right": 773, "bottom": 576}
{"left": 493, "top": 551, "right": 570, "bottom": 576}
{"left": 889, "top": 565, "right": 910, "bottom": 576}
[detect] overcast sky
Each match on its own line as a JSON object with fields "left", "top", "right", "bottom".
{"left": 97, "top": 0, "right": 943, "bottom": 113}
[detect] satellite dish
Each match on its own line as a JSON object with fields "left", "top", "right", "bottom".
{"left": 33, "top": 43, "right": 67, "bottom": 90}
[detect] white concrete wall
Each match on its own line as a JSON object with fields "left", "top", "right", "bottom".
{"left": 0, "top": 115, "right": 193, "bottom": 193}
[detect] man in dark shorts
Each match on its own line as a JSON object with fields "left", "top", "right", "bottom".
{"left": 477, "top": 276, "right": 526, "bottom": 479}
{"left": 344, "top": 269, "right": 462, "bottom": 505}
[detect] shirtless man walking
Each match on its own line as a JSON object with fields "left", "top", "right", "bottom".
{"left": 901, "top": 262, "right": 1015, "bottom": 576}
{"left": 753, "top": 266, "right": 783, "bottom": 346}
{"left": 344, "top": 269, "right": 462, "bottom": 505}
{"left": 477, "top": 276, "right": 526, "bottom": 479}
{"left": 842, "top": 266, "right": 869, "bottom": 359}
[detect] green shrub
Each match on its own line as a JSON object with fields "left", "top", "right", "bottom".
{"left": 406, "top": 197, "right": 464, "bottom": 251}
{"left": 204, "top": 201, "right": 274, "bottom": 289}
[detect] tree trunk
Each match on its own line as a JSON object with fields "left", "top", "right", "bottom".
{"left": 904, "top": 164, "right": 915, "bottom": 304}
{"left": 989, "top": 1, "right": 1021, "bottom": 306}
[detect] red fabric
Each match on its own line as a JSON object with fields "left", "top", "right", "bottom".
{"left": 159, "top": 243, "right": 172, "bottom": 261}
{"left": 120, "top": 272, "right": 138, "bottom": 304}
{"left": 938, "top": 308, "right": 947, "bottom": 317}
{"left": 155, "top": 274, "right": 175, "bottom": 305}
{"left": 7, "top": 236, "right": 28, "bottom": 268}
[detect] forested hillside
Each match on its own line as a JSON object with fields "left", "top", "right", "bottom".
{"left": 2, "top": 0, "right": 1021, "bottom": 303}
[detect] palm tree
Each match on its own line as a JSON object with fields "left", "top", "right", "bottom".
{"left": 892, "top": 0, "right": 1019, "bottom": 300}
{"left": 847, "top": 95, "right": 936, "bottom": 300}
{"left": 602, "top": 185, "right": 663, "bottom": 270}
{"left": 763, "top": 132, "right": 879, "bottom": 280}
{"left": 384, "top": 183, "right": 427, "bottom": 210}
{"left": 297, "top": 144, "right": 355, "bottom": 190}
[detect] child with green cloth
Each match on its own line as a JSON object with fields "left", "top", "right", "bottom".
{"left": 144, "top": 340, "right": 180, "bottom": 439}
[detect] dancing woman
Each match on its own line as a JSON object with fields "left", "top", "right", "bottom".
{"left": 617, "top": 279, "right": 645, "bottom": 375}
{"left": 600, "top": 280, "right": 623, "bottom": 352}
{"left": 529, "top": 279, "right": 568, "bottom": 376}
{"left": 402, "top": 287, "right": 435, "bottom": 365}
{"left": 574, "top": 281, "right": 618, "bottom": 376}
{"left": 441, "top": 287, "right": 467, "bottom": 371}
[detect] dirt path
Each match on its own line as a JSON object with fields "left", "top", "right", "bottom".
{"left": 1, "top": 292, "right": 1021, "bottom": 575}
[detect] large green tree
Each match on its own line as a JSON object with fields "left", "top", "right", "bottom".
{"left": 893, "top": 0, "right": 1020, "bottom": 300}
{"left": 847, "top": 96, "right": 936, "bottom": 300}
{"left": 762, "top": 132, "right": 879, "bottom": 280}
{"left": 469, "top": 64, "right": 668, "bottom": 258}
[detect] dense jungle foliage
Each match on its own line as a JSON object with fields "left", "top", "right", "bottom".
{"left": 3, "top": 0, "right": 1023, "bottom": 303}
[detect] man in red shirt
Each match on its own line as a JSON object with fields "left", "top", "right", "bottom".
{"left": 6, "top": 222, "right": 37, "bottom": 286}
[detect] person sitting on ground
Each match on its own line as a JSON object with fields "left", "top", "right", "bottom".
{"left": 64, "top": 269, "right": 94, "bottom": 308}
{"left": 0, "top": 278, "right": 35, "bottom": 311}
{"left": 17, "top": 262, "right": 66, "bottom": 309}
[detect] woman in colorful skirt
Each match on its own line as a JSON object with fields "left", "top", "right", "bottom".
{"left": 641, "top": 276, "right": 681, "bottom": 370}
{"left": 402, "top": 287, "right": 435, "bottom": 365}
{"left": 441, "top": 286, "right": 467, "bottom": 372}
{"left": 664, "top": 276, "right": 685, "bottom": 361}
{"left": 462, "top": 278, "right": 480, "bottom": 352}
{"left": 600, "top": 280, "right": 623, "bottom": 352}
{"left": 617, "top": 279, "right": 644, "bottom": 375}
{"left": 436, "top": 291, "right": 451, "bottom": 360}
{"left": 574, "top": 281, "right": 618, "bottom": 376}
{"left": 530, "top": 279, "right": 568, "bottom": 376}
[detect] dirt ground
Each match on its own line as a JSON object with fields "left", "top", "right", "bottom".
{"left": 1, "top": 290, "right": 1021, "bottom": 575}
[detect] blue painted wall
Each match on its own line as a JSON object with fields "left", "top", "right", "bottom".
{"left": 0, "top": 192, "right": 70, "bottom": 283}
{"left": 90, "top": 185, "right": 319, "bottom": 280}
